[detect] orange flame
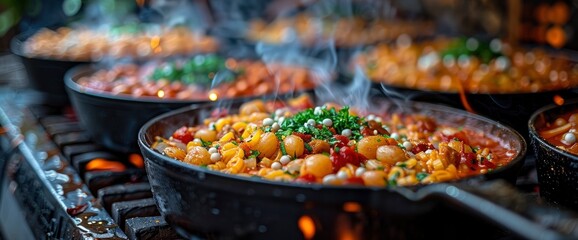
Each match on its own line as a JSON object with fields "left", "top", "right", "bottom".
{"left": 86, "top": 159, "right": 126, "bottom": 172}
{"left": 298, "top": 215, "right": 316, "bottom": 240}
{"left": 554, "top": 95, "right": 565, "bottom": 106}
{"left": 342, "top": 202, "right": 361, "bottom": 213}
{"left": 129, "top": 154, "right": 145, "bottom": 168}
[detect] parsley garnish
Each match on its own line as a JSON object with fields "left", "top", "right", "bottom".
{"left": 304, "top": 142, "right": 313, "bottom": 152}
{"left": 275, "top": 106, "right": 363, "bottom": 142}
{"left": 250, "top": 150, "right": 260, "bottom": 158}
{"left": 200, "top": 139, "right": 212, "bottom": 148}
{"left": 416, "top": 172, "right": 429, "bottom": 181}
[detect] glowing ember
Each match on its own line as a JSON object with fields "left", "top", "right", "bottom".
{"left": 209, "top": 91, "right": 218, "bottom": 101}
{"left": 129, "top": 154, "right": 145, "bottom": 168}
{"left": 298, "top": 215, "right": 316, "bottom": 240}
{"left": 342, "top": 202, "right": 361, "bottom": 213}
{"left": 554, "top": 95, "right": 565, "bottom": 106}
{"left": 157, "top": 90, "right": 165, "bottom": 98}
{"left": 86, "top": 159, "right": 126, "bottom": 172}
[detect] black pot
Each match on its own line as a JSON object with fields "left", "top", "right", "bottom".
{"left": 65, "top": 65, "right": 201, "bottom": 153}
{"left": 138, "top": 98, "right": 531, "bottom": 239}
{"left": 529, "top": 99, "right": 578, "bottom": 210}
{"left": 10, "top": 30, "right": 90, "bottom": 103}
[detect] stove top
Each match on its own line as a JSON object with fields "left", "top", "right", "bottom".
{"left": 1, "top": 74, "right": 578, "bottom": 239}
{"left": 0, "top": 89, "right": 181, "bottom": 239}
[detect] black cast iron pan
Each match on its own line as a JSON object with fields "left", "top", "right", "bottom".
{"left": 65, "top": 63, "right": 320, "bottom": 154}
{"left": 529, "top": 98, "right": 578, "bottom": 211}
{"left": 11, "top": 30, "right": 91, "bottom": 104}
{"left": 137, "top": 96, "right": 578, "bottom": 239}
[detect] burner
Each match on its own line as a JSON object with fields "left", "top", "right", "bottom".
{"left": 0, "top": 90, "right": 181, "bottom": 239}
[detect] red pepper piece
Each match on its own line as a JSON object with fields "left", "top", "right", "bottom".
{"left": 172, "top": 126, "right": 194, "bottom": 143}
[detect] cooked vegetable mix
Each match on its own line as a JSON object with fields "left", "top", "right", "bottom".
{"left": 538, "top": 110, "right": 578, "bottom": 155}
{"left": 75, "top": 55, "right": 321, "bottom": 100}
{"left": 23, "top": 26, "right": 218, "bottom": 61}
{"left": 152, "top": 96, "right": 517, "bottom": 187}
{"left": 355, "top": 38, "right": 578, "bottom": 93}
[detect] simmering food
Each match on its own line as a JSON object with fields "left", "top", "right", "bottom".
{"left": 537, "top": 109, "right": 578, "bottom": 155}
{"left": 354, "top": 38, "right": 578, "bottom": 93}
{"left": 152, "top": 95, "right": 517, "bottom": 187}
{"left": 23, "top": 26, "right": 218, "bottom": 61}
{"left": 75, "top": 55, "right": 321, "bottom": 100}
{"left": 247, "top": 13, "right": 433, "bottom": 47}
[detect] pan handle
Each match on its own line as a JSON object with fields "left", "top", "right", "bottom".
{"left": 409, "top": 180, "right": 578, "bottom": 240}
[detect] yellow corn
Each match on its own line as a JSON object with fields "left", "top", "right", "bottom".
{"left": 215, "top": 118, "right": 231, "bottom": 132}
{"left": 219, "top": 132, "right": 235, "bottom": 143}
{"left": 264, "top": 170, "right": 285, "bottom": 180}
{"left": 232, "top": 122, "right": 247, "bottom": 132}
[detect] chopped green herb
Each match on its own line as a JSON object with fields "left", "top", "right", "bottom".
{"left": 250, "top": 150, "right": 261, "bottom": 158}
{"left": 200, "top": 139, "right": 212, "bottom": 148}
{"left": 279, "top": 142, "right": 287, "bottom": 155}
{"left": 304, "top": 142, "right": 313, "bottom": 152}
{"left": 275, "top": 106, "right": 363, "bottom": 142}
{"left": 416, "top": 172, "right": 429, "bottom": 181}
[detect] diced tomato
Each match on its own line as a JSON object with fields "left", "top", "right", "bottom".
{"left": 333, "top": 135, "right": 349, "bottom": 148}
{"left": 296, "top": 174, "right": 317, "bottom": 183}
{"left": 411, "top": 143, "right": 434, "bottom": 154}
{"left": 172, "top": 126, "right": 194, "bottom": 143}
{"left": 460, "top": 152, "right": 478, "bottom": 170}
{"left": 330, "top": 146, "right": 365, "bottom": 172}
{"left": 480, "top": 158, "right": 496, "bottom": 168}
{"left": 360, "top": 127, "right": 374, "bottom": 136}
{"left": 293, "top": 132, "right": 312, "bottom": 142}
{"left": 440, "top": 131, "right": 469, "bottom": 145}
{"left": 344, "top": 177, "right": 365, "bottom": 186}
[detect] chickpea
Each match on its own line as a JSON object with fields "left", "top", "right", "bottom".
{"left": 300, "top": 154, "right": 333, "bottom": 179}
{"left": 184, "top": 146, "right": 212, "bottom": 165}
{"left": 357, "top": 136, "right": 389, "bottom": 159}
{"left": 194, "top": 129, "right": 217, "bottom": 142}
{"left": 554, "top": 117, "right": 568, "bottom": 127}
{"left": 284, "top": 135, "right": 305, "bottom": 158}
{"left": 376, "top": 145, "right": 407, "bottom": 165}
{"left": 361, "top": 171, "right": 388, "bottom": 187}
